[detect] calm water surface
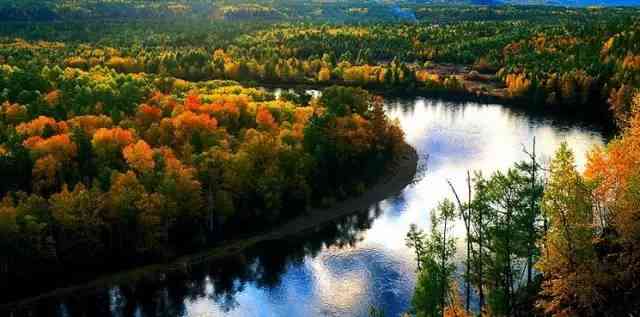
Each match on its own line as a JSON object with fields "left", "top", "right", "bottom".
{"left": 11, "top": 98, "right": 605, "bottom": 317}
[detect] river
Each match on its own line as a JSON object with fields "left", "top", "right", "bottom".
{"left": 6, "top": 96, "right": 606, "bottom": 317}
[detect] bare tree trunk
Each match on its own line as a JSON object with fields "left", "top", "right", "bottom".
{"left": 441, "top": 214, "right": 448, "bottom": 317}
{"left": 465, "top": 171, "right": 472, "bottom": 313}
{"left": 478, "top": 202, "right": 485, "bottom": 314}
{"left": 527, "top": 137, "right": 536, "bottom": 287}
{"left": 506, "top": 221, "right": 512, "bottom": 315}
{"left": 448, "top": 174, "right": 472, "bottom": 314}
{"left": 505, "top": 192, "right": 515, "bottom": 317}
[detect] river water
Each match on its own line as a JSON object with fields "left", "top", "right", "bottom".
{"left": 8, "top": 97, "right": 606, "bottom": 317}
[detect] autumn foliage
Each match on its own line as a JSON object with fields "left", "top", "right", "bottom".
{"left": 123, "top": 140, "right": 155, "bottom": 173}
{"left": 3, "top": 6, "right": 639, "bottom": 311}
{"left": 0, "top": 81, "right": 405, "bottom": 286}
{"left": 535, "top": 93, "right": 640, "bottom": 316}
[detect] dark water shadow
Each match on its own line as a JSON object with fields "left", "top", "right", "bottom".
{"left": 2, "top": 204, "right": 385, "bottom": 317}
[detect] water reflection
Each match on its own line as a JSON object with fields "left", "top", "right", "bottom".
{"left": 6, "top": 206, "right": 382, "bottom": 317}
{"left": 4, "top": 98, "right": 605, "bottom": 317}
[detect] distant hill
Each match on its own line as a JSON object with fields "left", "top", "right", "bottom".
{"left": 401, "top": 0, "right": 639, "bottom": 5}
{"left": 0, "top": 0, "right": 637, "bottom": 22}
{"left": 500, "top": 0, "right": 639, "bottom": 5}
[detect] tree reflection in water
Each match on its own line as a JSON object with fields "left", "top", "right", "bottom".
{"left": 7, "top": 204, "right": 382, "bottom": 317}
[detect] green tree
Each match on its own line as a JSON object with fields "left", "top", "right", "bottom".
{"left": 537, "top": 143, "right": 595, "bottom": 316}
{"left": 320, "top": 86, "right": 370, "bottom": 116}
{"left": 467, "top": 154, "right": 544, "bottom": 315}
{"left": 407, "top": 199, "right": 457, "bottom": 317}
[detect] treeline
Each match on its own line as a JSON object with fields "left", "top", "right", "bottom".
{"left": 2, "top": 6, "right": 639, "bottom": 121}
{"left": 410, "top": 5, "right": 635, "bottom": 24}
{"left": 406, "top": 92, "right": 640, "bottom": 316}
{"left": 498, "top": 17, "right": 640, "bottom": 121}
{"left": 0, "top": 0, "right": 212, "bottom": 21}
{"left": 2, "top": 1, "right": 635, "bottom": 24}
{"left": 0, "top": 0, "right": 423, "bottom": 23}
{"left": 0, "top": 64, "right": 405, "bottom": 291}
{"left": 0, "top": 35, "right": 458, "bottom": 94}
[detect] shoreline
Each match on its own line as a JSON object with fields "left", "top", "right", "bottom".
{"left": 247, "top": 79, "right": 614, "bottom": 122}
{"left": 0, "top": 142, "right": 419, "bottom": 312}
{"left": 253, "top": 81, "right": 616, "bottom": 134}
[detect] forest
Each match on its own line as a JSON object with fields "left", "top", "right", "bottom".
{"left": 2, "top": 4, "right": 639, "bottom": 122}
{"left": 406, "top": 92, "right": 640, "bottom": 316}
{"left": 0, "top": 66, "right": 405, "bottom": 284}
{"left": 1, "top": 1, "right": 640, "bottom": 316}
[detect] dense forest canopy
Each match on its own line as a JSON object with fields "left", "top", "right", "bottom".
{"left": 0, "top": 1, "right": 416, "bottom": 295}
{"left": 1, "top": 5, "right": 639, "bottom": 123}
{"left": 2, "top": 0, "right": 639, "bottom": 22}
